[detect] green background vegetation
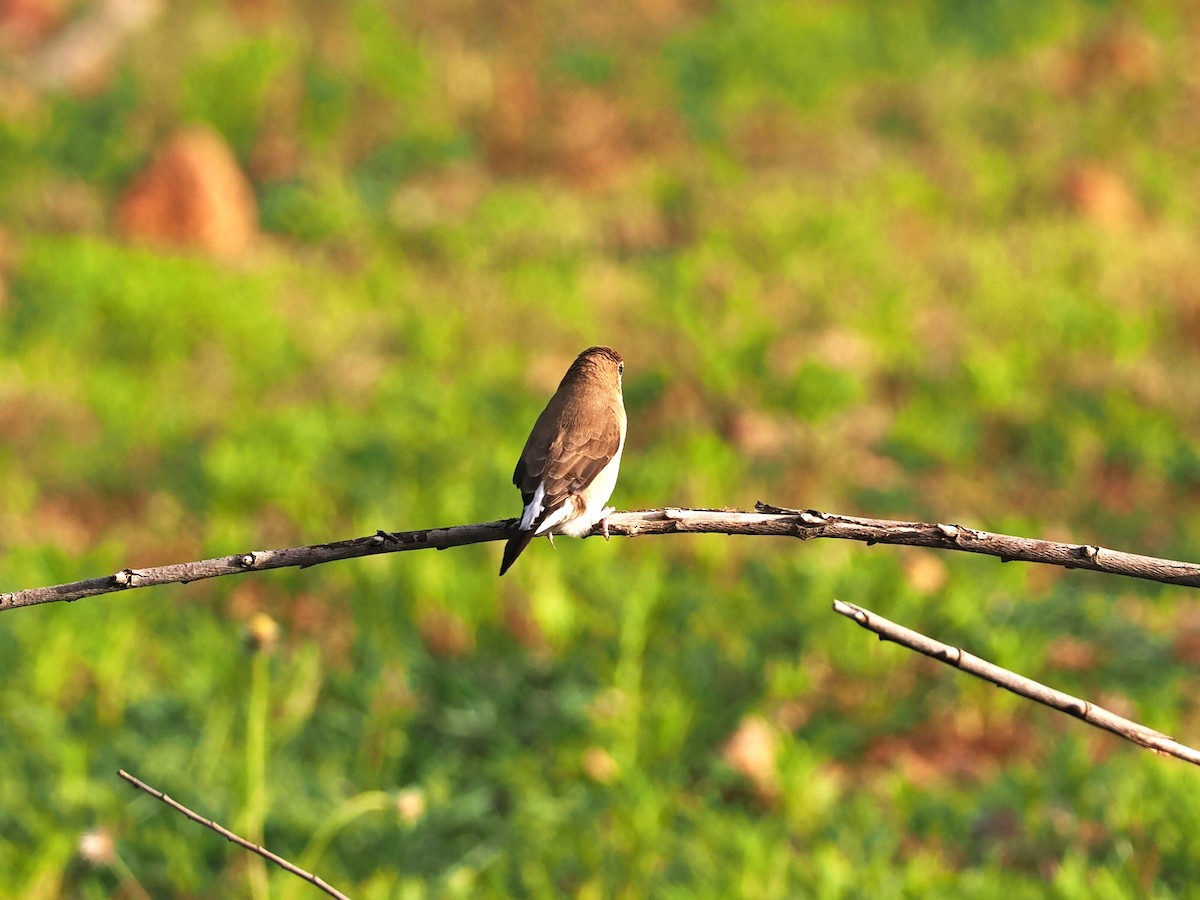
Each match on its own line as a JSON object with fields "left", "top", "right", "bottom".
{"left": 3, "top": 0, "right": 1200, "bottom": 896}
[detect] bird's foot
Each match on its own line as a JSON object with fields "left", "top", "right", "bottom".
{"left": 598, "top": 507, "right": 615, "bottom": 540}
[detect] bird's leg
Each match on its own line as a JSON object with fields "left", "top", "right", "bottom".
{"left": 598, "top": 507, "right": 615, "bottom": 540}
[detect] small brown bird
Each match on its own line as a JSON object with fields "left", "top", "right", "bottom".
{"left": 499, "top": 346, "right": 627, "bottom": 575}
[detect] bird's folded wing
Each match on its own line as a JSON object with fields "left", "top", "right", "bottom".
{"left": 514, "top": 411, "right": 622, "bottom": 527}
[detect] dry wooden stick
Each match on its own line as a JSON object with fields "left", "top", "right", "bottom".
{"left": 4, "top": 504, "right": 1198, "bottom": 612}
{"left": 117, "top": 769, "right": 350, "bottom": 900}
{"left": 832, "top": 600, "right": 1200, "bottom": 766}
{"left": 758, "top": 502, "right": 1200, "bottom": 588}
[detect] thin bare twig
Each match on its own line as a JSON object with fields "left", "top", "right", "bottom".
{"left": 832, "top": 600, "right": 1200, "bottom": 766}
{"left": 117, "top": 770, "right": 351, "bottom": 900}
{"left": 4, "top": 504, "right": 1198, "bottom": 612}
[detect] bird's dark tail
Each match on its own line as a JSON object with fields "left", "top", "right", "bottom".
{"left": 499, "top": 528, "right": 537, "bottom": 576}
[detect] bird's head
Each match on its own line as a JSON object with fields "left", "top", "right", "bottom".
{"left": 568, "top": 346, "right": 624, "bottom": 390}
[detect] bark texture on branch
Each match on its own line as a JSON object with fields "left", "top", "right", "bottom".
{"left": 833, "top": 600, "right": 1200, "bottom": 766}
{"left": 3, "top": 504, "right": 1198, "bottom": 612}
{"left": 754, "top": 503, "right": 1200, "bottom": 588}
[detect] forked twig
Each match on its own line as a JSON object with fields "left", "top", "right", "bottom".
{"left": 117, "top": 770, "right": 351, "bottom": 900}
{"left": 833, "top": 600, "right": 1200, "bottom": 766}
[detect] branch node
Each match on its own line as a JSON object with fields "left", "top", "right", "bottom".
{"left": 112, "top": 569, "right": 141, "bottom": 586}
{"left": 938, "top": 646, "right": 964, "bottom": 666}
{"left": 236, "top": 553, "right": 258, "bottom": 568}
{"left": 1079, "top": 545, "right": 1100, "bottom": 561}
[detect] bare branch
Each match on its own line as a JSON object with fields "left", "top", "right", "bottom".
{"left": 832, "top": 600, "right": 1200, "bottom": 767}
{"left": 117, "top": 769, "right": 351, "bottom": 900}
{"left": 758, "top": 503, "right": 1200, "bottom": 589}
{"left": 4, "top": 504, "right": 1198, "bottom": 612}
{"left": 0, "top": 520, "right": 512, "bottom": 611}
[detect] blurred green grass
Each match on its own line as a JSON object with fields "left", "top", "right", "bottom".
{"left": 2, "top": 0, "right": 1200, "bottom": 896}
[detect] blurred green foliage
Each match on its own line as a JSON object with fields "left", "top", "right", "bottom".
{"left": 2, "top": 0, "right": 1200, "bottom": 896}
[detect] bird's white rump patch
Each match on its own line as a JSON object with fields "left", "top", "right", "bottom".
{"left": 519, "top": 482, "right": 546, "bottom": 532}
